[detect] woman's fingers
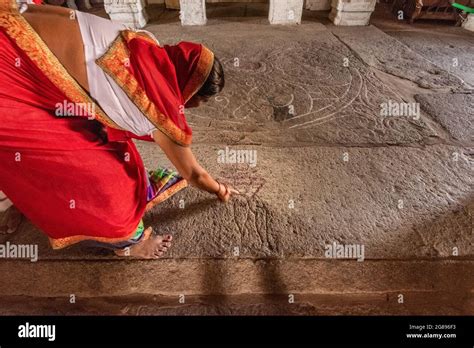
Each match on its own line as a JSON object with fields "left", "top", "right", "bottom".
{"left": 222, "top": 192, "right": 230, "bottom": 202}
{"left": 216, "top": 182, "right": 239, "bottom": 202}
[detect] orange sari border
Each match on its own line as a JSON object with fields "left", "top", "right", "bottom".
{"left": 145, "top": 179, "right": 188, "bottom": 211}
{"left": 0, "top": 11, "right": 121, "bottom": 131}
{"left": 49, "top": 179, "right": 188, "bottom": 249}
{"left": 122, "top": 29, "right": 157, "bottom": 46}
{"left": 96, "top": 31, "right": 192, "bottom": 147}
{"left": 182, "top": 45, "right": 215, "bottom": 104}
{"left": 49, "top": 221, "right": 143, "bottom": 250}
{"left": 0, "top": 0, "right": 17, "bottom": 13}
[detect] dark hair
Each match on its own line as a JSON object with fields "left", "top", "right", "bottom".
{"left": 197, "top": 56, "right": 225, "bottom": 98}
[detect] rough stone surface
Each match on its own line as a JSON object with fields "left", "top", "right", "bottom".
{"left": 330, "top": 26, "right": 465, "bottom": 89}
{"left": 387, "top": 29, "right": 474, "bottom": 88}
{"left": 415, "top": 93, "right": 474, "bottom": 143}
{"left": 0, "top": 259, "right": 472, "bottom": 298}
{"left": 0, "top": 292, "right": 469, "bottom": 315}
{"left": 3, "top": 144, "right": 472, "bottom": 260}
{"left": 268, "top": 0, "right": 304, "bottom": 24}
{"left": 143, "top": 21, "right": 449, "bottom": 147}
{"left": 179, "top": 0, "right": 206, "bottom": 25}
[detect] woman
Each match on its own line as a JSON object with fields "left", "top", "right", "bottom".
{"left": 0, "top": 0, "right": 239, "bottom": 258}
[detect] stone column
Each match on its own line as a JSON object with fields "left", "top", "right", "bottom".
{"left": 179, "top": 0, "right": 207, "bottom": 26}
{"left": 305, "top": 0, "right": 331, "bottom": 11}
{"left": 104, "top": 0, "right": 149, "bottom": 29}
{"left": 463, "top": 14, "right": 474, "bottom": 32}
{"left": 268, "top": 0, "right": 304, "bottom": 24}
{"left": 329, "top": 0, "right": 376, "bottom": 26}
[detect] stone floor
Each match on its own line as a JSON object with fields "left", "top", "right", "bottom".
{"left": 0, "top": 3, "right": 472, "bottom": 315}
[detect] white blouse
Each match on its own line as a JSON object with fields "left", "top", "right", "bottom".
{"left": 75, "top": 11, "right": 157, "bottom": 136}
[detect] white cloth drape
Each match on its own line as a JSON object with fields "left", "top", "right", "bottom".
{"left": 76, "top": 11, "right": 157, "bottom": 136}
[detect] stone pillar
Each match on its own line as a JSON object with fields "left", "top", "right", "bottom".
{"left": 179, "top": 0, "right": 207, "bottom": 26}
{"left": 329, "top": 0, "right": 376, "bottom": 26}
{"left": 268, "top": 0, "right": 304, "bottom": 24}
{"left": 104, "top": 0, "right": 149, "bottom": 29}
{"left": 305, "top": 0, "right": 331, "bottom": 11}
{"left": 463, "top": 14, "right": 474, "bottom": 32}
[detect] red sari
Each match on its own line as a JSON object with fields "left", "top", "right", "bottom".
{"left": 0, "top": 1, "right": 214, "bottom": 249}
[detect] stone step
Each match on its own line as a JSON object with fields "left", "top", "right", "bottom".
{"left": 0, "top": 291, "right": 470, "bottom": 315}
{"left": 0, "top": 259, "right": 472, "bottom": 314}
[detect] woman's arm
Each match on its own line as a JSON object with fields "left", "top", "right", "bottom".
{"left": 152, "top": 130, "right": 239, "bottom": 202}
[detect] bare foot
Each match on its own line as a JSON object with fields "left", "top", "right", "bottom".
{"left": 0, "top": 206, "right": 23, "bottom": 234}
{"left": 114, "top": 227, "right": 173, "bottom": 259}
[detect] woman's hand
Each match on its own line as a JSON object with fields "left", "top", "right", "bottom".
{"left": 215, "top": 182, "right": 240, "bottom": 203}
{"left": 152, "top": 130, "right": 240, "bottom": 202}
